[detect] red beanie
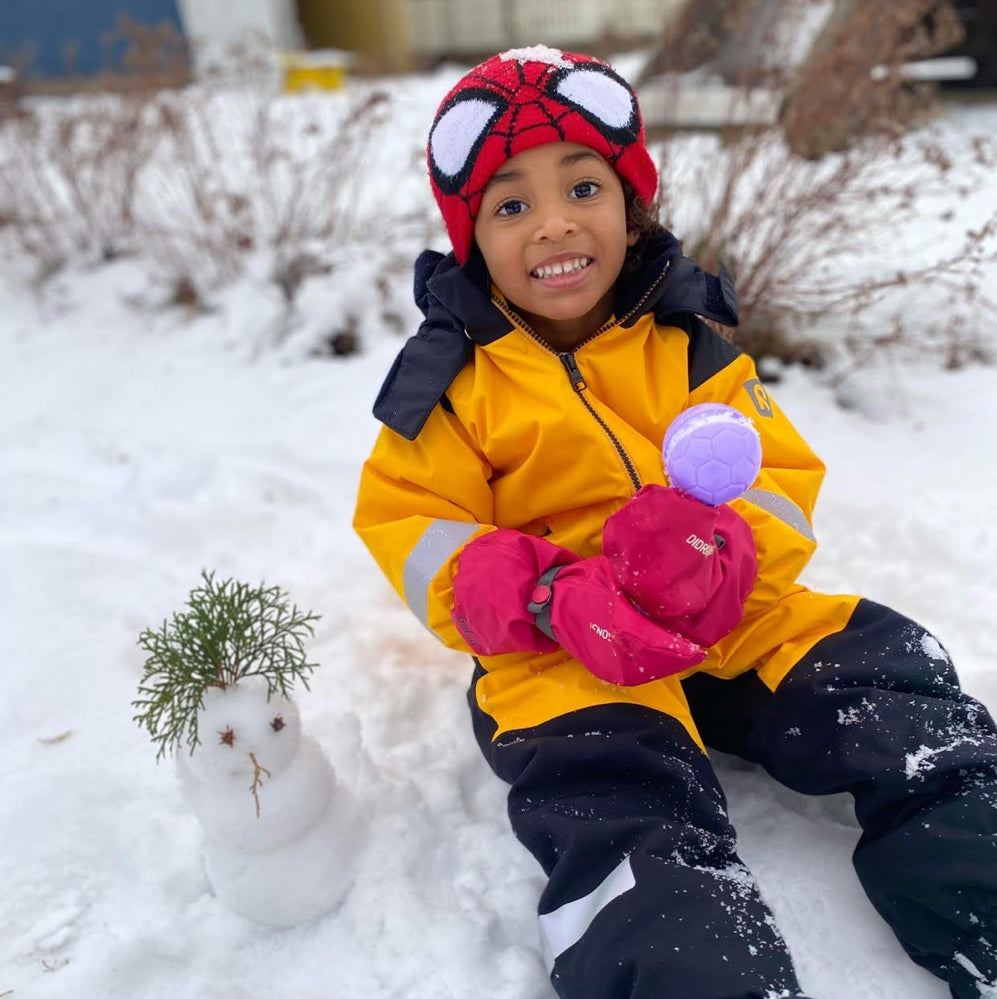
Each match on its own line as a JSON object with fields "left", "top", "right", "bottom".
{"left": 427, "top": 45, "right": 659, "bottom": 265}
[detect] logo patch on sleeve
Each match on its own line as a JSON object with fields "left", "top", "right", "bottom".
{"left": 743, "top": 378, "right": 774, "bottom": 418}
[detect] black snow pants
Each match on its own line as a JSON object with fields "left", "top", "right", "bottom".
{"left": 469, "top": 599, "right": 997, "bottom": 999}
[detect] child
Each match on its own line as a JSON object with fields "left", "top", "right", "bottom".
{"left": 354, "top": 45, "right": 997, "bottom": 999}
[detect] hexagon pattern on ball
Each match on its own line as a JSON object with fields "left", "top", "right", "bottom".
{"left": 663, "top": 403, "right": 762, "bottom": 506}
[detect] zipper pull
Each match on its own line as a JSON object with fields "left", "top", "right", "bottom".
{"left": 559, "top": 352, "right": 586, "bottom": 392}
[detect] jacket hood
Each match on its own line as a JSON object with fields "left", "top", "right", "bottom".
{"left": 374, "top": 230, "right": 739, "bottom": 440}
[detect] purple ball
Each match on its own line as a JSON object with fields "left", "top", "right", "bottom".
{"left": 663, "top": 403, "right": 762, "bottom": 506}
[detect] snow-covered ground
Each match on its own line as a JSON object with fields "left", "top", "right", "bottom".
{"left": 1, "top": 66, "right": 996, "bottom": 999}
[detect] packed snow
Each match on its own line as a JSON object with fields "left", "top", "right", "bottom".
{"left": 171, "top": 678, "right": 363, "bottom": 927}
{"left": 1, "top": 62, "right": 996, "bottom": 999}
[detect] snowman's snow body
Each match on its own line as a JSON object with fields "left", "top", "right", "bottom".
{"left": 176, "top": 677, "right": 362, "bottom": 927}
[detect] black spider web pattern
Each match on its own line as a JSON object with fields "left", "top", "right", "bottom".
{"left": 464, "top": 69, "right": 517, "bottom": 99}
{"left": 446, "top": 58, "right": 632, "bottom": 222}
{"left": 494, "top": 101, "right": 572, "bottom": 159}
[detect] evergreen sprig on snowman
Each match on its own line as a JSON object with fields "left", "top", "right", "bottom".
{"left": 133, "top": 572, "right": 364, "bottom": 927}
{"left": 133, "top": 571, "right": 319, "bottom": 761}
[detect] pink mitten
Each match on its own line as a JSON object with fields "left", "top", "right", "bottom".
{"left": 602, "top": 484, "right": 757, "bottom": 647}
{"left": 451, "top": 530, "right": 571, "bottom": 657}
{"left": 451, "top": 529, "right": 705, "bottom": 685}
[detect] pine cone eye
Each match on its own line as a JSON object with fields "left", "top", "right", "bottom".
{"left": 270, "top": 715, "right": 285, "bottom": 732}
{"left": 218, "top": 727, "right": 235, "bottom": 746}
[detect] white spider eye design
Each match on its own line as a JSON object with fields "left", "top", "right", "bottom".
{"left": 554, "top": 68, "right": 637, "bottom": 134}
{"left": 430, "top": 97, "right": 502, "bottom": 181}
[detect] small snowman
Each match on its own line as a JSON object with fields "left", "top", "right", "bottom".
{"left": 134, "top": 572, "right": 364, "bottom": 927}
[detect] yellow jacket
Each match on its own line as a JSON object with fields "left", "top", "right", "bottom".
{"left": 354, "top": 240, "right": 859, "bottom": 742}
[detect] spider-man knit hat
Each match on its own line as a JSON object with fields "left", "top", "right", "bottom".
{"left": 427, "top": 45, "right": 659, "bottom": 264}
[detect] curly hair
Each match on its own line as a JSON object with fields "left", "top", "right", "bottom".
{"left": 621, "top": 179, "right": 667, "bottom": 280}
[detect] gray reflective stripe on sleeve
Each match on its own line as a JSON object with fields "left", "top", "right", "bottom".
{"left": 403, "top": 519, "right": 480, "bottom": 629}
{"left": 741, "top": 488, "right": 816, "bottom": 542}
{"left": 539, "top": 854, "right": 636, "bottom": 972}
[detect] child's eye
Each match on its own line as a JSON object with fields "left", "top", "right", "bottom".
{"left": 571, "top": 181, "right": 600, "bottom": 199}
{"left": 495, "top": 199, "right": 527, "bottom": 217}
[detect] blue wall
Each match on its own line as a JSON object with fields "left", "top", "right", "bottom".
{"left": 0, "top": 0, "right": 186, "bottom": 78}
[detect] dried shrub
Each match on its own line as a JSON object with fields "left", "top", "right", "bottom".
{"left": 128, "top": 40, "right": 392, "bottom": 303}
{"left": 0, "top": 31, "right": 394, "bottom": 307}
{"left": 0, "top": 91, "right": 160, "bottom": 272}
{"left": 647, "top": 0, "right": 997, "bottom": 370}
{"left": 779, "top": 0, "right": 964, "bottom": 158}
{"left": 0, "top": 18, "right": 188, "bottom": 274}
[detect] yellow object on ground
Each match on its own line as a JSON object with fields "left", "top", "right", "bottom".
{"left": 282, "top": 50, "right": 350, "bottom": 92}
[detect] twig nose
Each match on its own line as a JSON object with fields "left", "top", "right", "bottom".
{"left": 248, "top": 751, "right": 271, "bottom": 818}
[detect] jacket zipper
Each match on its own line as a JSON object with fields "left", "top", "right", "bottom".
{"left": 558, "top": 350, "right": 642, "bottom": 491}
{"left": 491, "top": 261, "right": 671, "bottom": 495}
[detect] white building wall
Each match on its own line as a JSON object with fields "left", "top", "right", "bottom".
{"left": 405, "top": 0, "right": 684, "bottom": 57}
{"left": 176, "top": 0, "right": 303, "bottom": 67}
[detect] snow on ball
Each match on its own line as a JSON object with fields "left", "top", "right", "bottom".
{"left": 182, "top": 676, "right": 301, "bottom": 785}
{"left": 663, "top": 403, "right": 762, "bottom": 506}
{"left": 177, "top": 735, "right": 335, "bottom": 852}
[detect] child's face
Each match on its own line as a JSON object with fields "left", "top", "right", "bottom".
{"left": 473, "top": 142, "right": 637, "bottom": 349}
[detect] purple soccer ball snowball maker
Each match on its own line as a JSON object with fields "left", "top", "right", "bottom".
{"left": 663, "top": 403, "right": 762, "bottom": 506}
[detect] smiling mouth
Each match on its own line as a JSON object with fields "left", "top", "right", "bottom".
{"left": 530, "top": 257, "right": 593, "bottom": 280}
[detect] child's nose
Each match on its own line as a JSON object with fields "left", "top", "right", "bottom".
{"left": 533, "top": 206, "right": 578, "bottom": 242}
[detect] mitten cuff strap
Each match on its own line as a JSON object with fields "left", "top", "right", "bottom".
{"left": 527, "top": 564, "right": 569, "bottom": 642}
